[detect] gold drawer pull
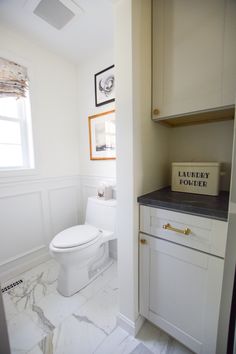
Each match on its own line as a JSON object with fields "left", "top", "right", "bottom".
{"left": 163, "top": 223, "right": 191, "bottom": 236}
{"left": 140, "top": 239, "right": 147, "bottom": 245}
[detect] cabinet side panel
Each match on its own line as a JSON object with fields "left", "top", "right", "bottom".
{"left": 140, "top": 206, "right": 151, "bottom": 233}
{"left": 204, "top": 256, "right": 224, "bottom": 354}
{"left": 152, "top": 0, "right": 165, "bottom": 114}
{"left": 139, "top": 233, "right": 150, "bottom": 318}
{"left": 222, "top": 0, "right": 236, "bottom": 105}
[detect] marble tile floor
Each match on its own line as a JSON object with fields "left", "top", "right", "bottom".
{"left": 2, "top": 259, "right": 193, "bottom": 354}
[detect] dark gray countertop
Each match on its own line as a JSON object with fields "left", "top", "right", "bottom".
{"left": 137, "top": 186, "right": 229, "bottom": 221}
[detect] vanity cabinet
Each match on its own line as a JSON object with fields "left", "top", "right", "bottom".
{"left": 139, "top": 206, "right": 228, "bottom": 354}
{"left": 152, "top": 0, "right": 236, "bottom": 123}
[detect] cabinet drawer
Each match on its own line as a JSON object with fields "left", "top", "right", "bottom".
{"left": 140, "top": 206, "right": 228, "bottom": 257}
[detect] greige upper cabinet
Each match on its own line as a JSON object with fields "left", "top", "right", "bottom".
{"left": 152, "top": 0, "right": 236, "bottom": 123}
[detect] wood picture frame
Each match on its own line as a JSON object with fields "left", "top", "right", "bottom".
{"left": 88, "top": 110, "right": 116, "bottom": 160}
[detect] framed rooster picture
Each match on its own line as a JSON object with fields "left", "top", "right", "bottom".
{"left": 94, "top": 65, "right": 115, "bottom": 107}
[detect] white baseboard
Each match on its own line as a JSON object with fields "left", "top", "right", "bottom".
{"left": 0, "top": 246, "right": 50, "bottom": 283}
{"left": 109, "top": 249, "right": 117, "bottom": 260}
{"left": 109, "top": 240, "right": 117, "bottom": 260}
{"left": 229, "top": 201, "right": 236, "bottom": 214}
{"left": 135, "top": 314, "right": 146, "bottom": 335}
{"left": 117, "top": 312, "right": 145, "bottom": 336}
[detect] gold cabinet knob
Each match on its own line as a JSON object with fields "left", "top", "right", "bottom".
{"left": 140, "top": 239, "right": 147, "bottom": 245}
{"left": 153, "top": 108, "right": 160, "bottom": 115}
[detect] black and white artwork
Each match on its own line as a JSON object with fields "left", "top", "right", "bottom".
{"left": 94, "top": 65, "right": 115, "bottom": 107}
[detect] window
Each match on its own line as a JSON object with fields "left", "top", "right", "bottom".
{"left": 0, "top": 94, "right": 34, "bottom": 170}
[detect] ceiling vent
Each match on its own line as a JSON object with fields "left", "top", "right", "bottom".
{"left": 32, "top": 0, "right": 83, "bottom": 30}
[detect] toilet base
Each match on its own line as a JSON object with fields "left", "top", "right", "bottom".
{"left": 56, "top": 242, "right": 113, "bottom": 297}
{"left": 57, "top": 263, "right": 89, "bottom": 297}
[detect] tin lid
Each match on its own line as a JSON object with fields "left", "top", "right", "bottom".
{"left": 172, "top": 162, "right": 221, "bottom": 167}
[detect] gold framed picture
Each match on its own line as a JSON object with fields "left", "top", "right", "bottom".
{"left": 88, "top": 110, "right": 116, "bottom": 160}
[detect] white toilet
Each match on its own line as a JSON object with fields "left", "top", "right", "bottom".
{"left": 49, "top": 196, "right": 116, "bottom": 297}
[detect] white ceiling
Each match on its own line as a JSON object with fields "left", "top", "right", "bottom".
{"left": 0, "top": 0, "right": 114, "bottom": 63}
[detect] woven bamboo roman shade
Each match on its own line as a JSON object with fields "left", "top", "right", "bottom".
{"left": 0, "top": 57, "right": 28, "bottom": 98}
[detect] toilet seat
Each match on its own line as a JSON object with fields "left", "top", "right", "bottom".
{"left": 52, "top": 224, "right": 101, "bottom": 249}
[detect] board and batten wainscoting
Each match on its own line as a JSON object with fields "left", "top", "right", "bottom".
{"left": 0, "top": 175, "right": 80, "bottom": 283}
{"left": 0, "top": 175, "right": 116, "bottom": 283}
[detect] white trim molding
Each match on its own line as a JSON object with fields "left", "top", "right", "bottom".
{"left": 0, "top": 246, "right": 50, "bottom": 283}
{"left": 229, "top": 201, "right": 236, "bottom": 214}
{"left": 0, "top": 175, "right": 81, "bottom": 281}
{"left": 117, "top": 312, "right": 145, "bottom": 336}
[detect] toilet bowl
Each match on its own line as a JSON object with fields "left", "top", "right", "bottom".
{"left": 49, "top": 197, "right": 116, "bottom": 297}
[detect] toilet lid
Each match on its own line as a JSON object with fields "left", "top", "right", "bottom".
{"left": 52, "top": 225, "right": 100, "bottom": 249}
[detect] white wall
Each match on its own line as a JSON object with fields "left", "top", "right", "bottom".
{"left": 0, "top": 24, "right": 81, "bottom": 279}
{"left": 77, "top": 49, "right": 116, "bottom": 179}
{"left": 115, "top": 0, "right": 135, "bottom": 327}
{"left": 0, "top": 24, "right": 79, "bottom": 179}
{"left": 169, "top": 120, "right": 234, "bottom": 190}
{"left": 115, "top": 0, "right": 169, "bottom": 332}
{"left": 76, "top": 50, "right": 116, "bottom": 258}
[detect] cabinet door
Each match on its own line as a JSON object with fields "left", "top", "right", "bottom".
{"left": 152, "top": 0, "right": 226, "bottom": 119}
{"left": 139, "top": 233, "right": 224, "bottom": 354}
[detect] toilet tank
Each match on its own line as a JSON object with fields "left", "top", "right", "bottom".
{"left": 85, "top": 197, "right": 116, "bottom": 233}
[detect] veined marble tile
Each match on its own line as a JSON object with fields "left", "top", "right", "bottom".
{"left": 94, "top": 323, "right": 192, "bottom": 354}
{"left": 165, "top": 340, "right": 194, "bottom": 354}
{"left": 3, "top": 259, "right": 58, "bottom": 292}
{"left": 136, "top": 321, "right": 193, "bottom": 354}
{"left": 130, "top": 343, "right": 153, "bottom": 354}
{"left": 28, "top": 313, "right": 107, "bottom": 354}
{"left": 94, "top": 326, "right": 138, "bottom": 354}
{"left": 3, "top": 259, "right": 60, "bottom": 353}
{"left": 2, "top": 292, "right": 19, "bottom": 321}
{"left": 80, "top": 261, "right": 117, "bottom": 300}
{"left": 106, "top": 273, "right": 119, "bottom": 292}
{"left": 7, "top": 312, "right": 47, "bottom": 354}
{"left": 3, "top": 259, "right": 59, "bottom": 314}
{"left": 136, "top": 321, "right": 172, "bottom": 354}
{"left": 4, "top": 259, "right": 191, "bottom": 354}
{"left": 74, "top": 283, "right": 119, "bottom": 336}
{"left": 27, "top": 346, "right": 43, "bottom": 354}
{"left": 26, "top": 290, "right": 87, "bottom": 330}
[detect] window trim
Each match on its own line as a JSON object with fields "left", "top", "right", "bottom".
{"left": 0, "top": 94, "right": 35, "bottom": 172}
{"left": 0, "top": 50, "right": 37, "bottom": 179}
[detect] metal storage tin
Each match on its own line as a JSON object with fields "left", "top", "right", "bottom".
{"left": 172, "top": 162, "right": 221, "bottom": 196}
